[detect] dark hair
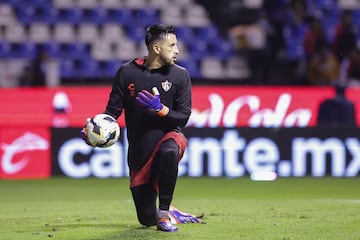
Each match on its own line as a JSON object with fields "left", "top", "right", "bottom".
{"left": 145, "top": 24, "right": 175, "bottom": 47}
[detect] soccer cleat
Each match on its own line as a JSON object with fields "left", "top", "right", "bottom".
{"left": 157, "top": 217, "right": 178, "bottom": 232}
{"left": 169, "top": 206, "right": 202, "bottom": 224}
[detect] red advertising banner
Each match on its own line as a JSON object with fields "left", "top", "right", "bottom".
{"left": 0, "top": 86, "right": 359, "bottom": 127}
{"left": 0, "top": 127, "right": 50, "bottom": 179}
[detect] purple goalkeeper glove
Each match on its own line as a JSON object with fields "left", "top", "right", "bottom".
{"left": 136, "top": 87, "right": 169, "bottom": 116}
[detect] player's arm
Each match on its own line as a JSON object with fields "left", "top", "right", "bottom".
{"left": 104, "top": 68, "right": 125, "bottom": 119}
{"left": 165, "top": 70, "right": 192, "bottom": 128}
{"left": 81, "top": 68, "right": 125, "bottom": 145}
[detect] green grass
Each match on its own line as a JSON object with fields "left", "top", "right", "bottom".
{"left": 0, "top": 177, "right": 359, "bottom": 240}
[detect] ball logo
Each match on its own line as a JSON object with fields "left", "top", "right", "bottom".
{"left": 0, "top": 129, "right": 50, "bottom": 179}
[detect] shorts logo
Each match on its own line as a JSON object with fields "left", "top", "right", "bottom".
{"left": 162, "top": 80, "right": 172, "bottom": 92}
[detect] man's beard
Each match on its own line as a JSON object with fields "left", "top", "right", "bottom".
{"left": 159, "top": 54, "right": 174, "bottom": 66}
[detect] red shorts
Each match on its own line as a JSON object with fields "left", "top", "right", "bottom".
{"left": 129, "top": 131, "right": 187, "bottom": 191}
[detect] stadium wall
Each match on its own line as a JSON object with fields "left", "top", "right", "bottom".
{"left": 0, "top": 86, "right": 359, "bottom": 179}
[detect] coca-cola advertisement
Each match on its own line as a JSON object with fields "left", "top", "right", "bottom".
{"left": 1, "top": 86, "right": 359, "bottom": 127}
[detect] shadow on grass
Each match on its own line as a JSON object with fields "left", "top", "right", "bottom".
{"left": 47, "top": 222, "right": 179, "bottom": 240}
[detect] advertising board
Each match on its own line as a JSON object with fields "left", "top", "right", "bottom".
{"left": 1, "top": 86, "right": 359, "bottom": 127}
{"left": 1, "top": 86, "right": 359, "bottom": 178}
{"left": 51, "top": 127, "right": 360, "bottom": 178}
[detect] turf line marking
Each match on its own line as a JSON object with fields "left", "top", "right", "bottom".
{"left": 319, "top": 199, "right": 360, "bottom": 204}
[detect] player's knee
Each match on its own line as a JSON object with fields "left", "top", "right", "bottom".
{"left": 159, "top": 148, "right": 177, "bottom": 160}
{"left": 137, "top": 209, "right": 157, "bottom": 227}
{"left": 158, "top": 140, "right": 178, "bottom": 162}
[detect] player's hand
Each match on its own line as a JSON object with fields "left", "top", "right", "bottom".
{"left": 80, "top": 118, "right": 93, "bottom": 146}
{"left": 136, "top": 87, "right": 169, "bottom": 116}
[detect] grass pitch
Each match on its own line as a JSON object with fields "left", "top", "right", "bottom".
{"left": 0, "top": 177, "right": 359, "bottom": 240}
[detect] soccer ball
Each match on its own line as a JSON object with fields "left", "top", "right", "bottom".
{"left": 85, "top": 113, "right": 120, "bottom": 148}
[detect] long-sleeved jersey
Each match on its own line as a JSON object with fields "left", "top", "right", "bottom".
{"left": 104, "top": 57, "right": 192, "bottom": 171}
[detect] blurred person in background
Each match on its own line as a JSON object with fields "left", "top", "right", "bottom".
{"left": 306, "top": 42, "right": 340, "bottom": 85}
{"left": 332, "top": 10, "right": 357, "bottom": 62}
{"left": 303, "top": 17, "right": 327, "bottom": 60}
{"left": 20, "top": 47, "right": 49, "bottom": 87}
{"left": 196, "top": 0, "right": 275, "bottom": 84}
{"left": 340, "top": 47, "right": 360, "bottom": 87}
{"left": 317, "top": 83, "right": 356, "bottom": 127}
{"left": 228, "top": 16, "right": 272, "bottom": 85}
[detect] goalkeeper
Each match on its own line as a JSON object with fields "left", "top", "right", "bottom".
{"left": 82, "top": 24, "right": 201, "bottom": 232}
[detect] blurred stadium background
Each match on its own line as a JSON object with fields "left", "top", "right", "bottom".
{"left": 0, "top": 0, "right": 359, "bottom": 87}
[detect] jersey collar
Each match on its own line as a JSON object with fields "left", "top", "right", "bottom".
{"left": 134, "top": 57, "right": 147, "bottom": 67}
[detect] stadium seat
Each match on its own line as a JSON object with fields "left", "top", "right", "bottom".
{"left": 137, "top": 42, "right": 148, "bottom": 57}
{"left": 224, "top": 57, "right": 250, "bottom": 79}
{"left": 6, "top": 42, "right": 37, "bottom": 58}
{"left": 91, "top": 40, "right": 113, "bottom": 60}
{"left": 352, "top": 10, "right": 360, "bottom": 26}
{"left": 105, "top": 8, "right": 132, "bottom": 23}
{"left": 123, "top": 0, "right": 148, "bottom": 9}
{"left": 3, "top": 24, "right": 27, "bottom": 43}
{"left": 211, "top": 40, "right": 237, "bottom": 59}
{"left": 132, "top": 8, "right": 160, "bottom": 27}
{"left": 283, "top": 23, "right": 308, "bottom": 60}
{"left": 42, "top": 42, "right": 61, "bottom": 58}
{"left": 79, "top": 59, "right": 102, "bottom": 78}
{"left": 174, "top": 26, "right": 195, "bottom": 42}
{"left": 161, "top": 6, "right": 184, "bottom": 26}
{"left": 29, "top": 0, "right": 51, "bottom": 6}
{"left": 126, "top": 25, "right": 146, "bottom": 43}
{"left": 184, "top": 4, "right": 210, "bottom": 27}
{"left": 113, "top": 39, "right": 137, "bottom": 61}
{"left": 315, "top": 0, "right": 337, "bottom": 9}
{"left": 100, "top": 60, "right": 121, "bottom": 77}
{"left": 200, "top": 57, "right": 224, "bottom": 79}
{"left": 186, "top": 40, "right": 209, "bottom": 60}
{"left": 175, "top": 40, "right": 189, "bottom": 61}
{"left": 82, "top": 8, "right": 107, "bottom": 24}
{"left": 77, "top": 23, "right": 100, "bottom": 43}
{"left": 100, "top": 24, "right": 126, "bottom": 42}
{"left": 0, "top": 42, "right": 12, "bottom": 58}
{"left": 60, "top": 59, "right": 79, "bottom": 79}
{"left": 148, "top": 0, "right": 171, "bottom": 8}
{"left": 56, "top": 7, "right": 83, "bottom": 23}
{"left": 53, "top": 23, "right": 76, "bottom": 43}
{"left": 13, "top": 5, "right": 35, "bottom": 24}
{"left": 98, "top": 0, "right": 124, "bottom": 9}
{"left": 28, "top": 23, "right": 52, "bottom": 43}
{"left": 171, "top": 0, "right": 193, "bottom": 6}
{"left": 76, "top": 0, "right": 98, "bottom": 9}
{"left": 52, "top": 0, "right": 76, "bottom": 9}
{"left": 177, "top": 60, "right": 201, "bottom": 78}
{"left": 0, "top": 4, "right": 17, "bottom": 26}
{"left": 197, "top": 26, "right": 221, "bottom": 43}
{"left": 44, "top": 42, "right": 90, "bottom": 60}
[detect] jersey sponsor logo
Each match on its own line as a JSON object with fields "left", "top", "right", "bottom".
{"left": 128, "top": 83, "right": 135, "bottom": 96}
{"left": 0, "top": 128, "right": 50, "bottom": 179}
{"left": 162, "top": 80, "right": 172, "bottom": 92}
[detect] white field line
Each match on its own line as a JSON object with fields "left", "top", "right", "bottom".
{"left": 318, "top": 199, "right": 360, "bottom": 204}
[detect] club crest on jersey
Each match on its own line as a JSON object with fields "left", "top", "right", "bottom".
{"left": 161, "top": 80, "right": 172, "bottom": 92}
